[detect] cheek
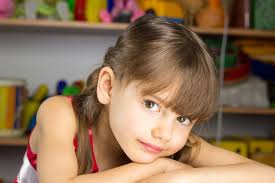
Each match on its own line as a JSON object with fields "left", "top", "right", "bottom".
{"left": 167, "top": 128, "right": 190, "bottom": 154}
{"left": 109, "top": 96, "right": 144, "bottom": 136}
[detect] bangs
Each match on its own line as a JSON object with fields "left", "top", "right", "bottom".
{"left": 124, "top": 48, "right": 219, "bottom": 123}
{"left": 115, "top": 17, "right": 219, "bottom": 123}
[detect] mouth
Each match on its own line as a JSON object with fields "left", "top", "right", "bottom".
{"left": 138, "top": 140, "right": 163, "bottom": 154}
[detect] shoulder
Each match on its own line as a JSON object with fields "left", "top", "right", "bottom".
{"left": 187, "top": 134, "right": 252, "bottom": 167}
{"left": 33, "top": 96, "right": 80, "bottom": 181}
{"left": 36, "top": 95, "right": 77, "bottom": 139}
{"left": 29, "top": 96, "right": 77, "bottom": 153}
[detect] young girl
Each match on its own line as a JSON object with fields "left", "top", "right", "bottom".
{"left": 15, "top": 16, "right": 275, "bottom": 183}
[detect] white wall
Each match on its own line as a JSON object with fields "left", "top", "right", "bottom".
{"left": 0, "top": 30, "right": 274, "bottom": 182}
{"left": 0, "top": 31, "right": 118, "bottom": 95}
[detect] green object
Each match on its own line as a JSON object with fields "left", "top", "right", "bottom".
{"left": 67, "top": 0, "right": 75, "bottom": 12}
{"left": 37, "top": 2, "right": 57, "bottom": 19}
{"left": 252, "top": 0, "right": 275, "bottom": 30}
{"left": 204, "top": 39, "right": 238, "bottom": 69}
{"left": 271, "top": 101, "right": 275, "bottom": 109}
{"left": 62, "top": 86, "right": 80, "bottom": 96}
{"left": 215, "top": 54, "right": 237, "bottom": 68}
{"left": 13, "top": 1, "right": 25, "bottom": 18}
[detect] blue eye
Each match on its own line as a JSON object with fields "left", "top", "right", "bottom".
{"left": 177, "top": 116, "right": 191, "bottom": 125}
{"left": 144, "top": 100, "right": 160, "bottom": 112}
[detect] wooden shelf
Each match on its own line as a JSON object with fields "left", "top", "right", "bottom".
{"left": 223, "top": 107, "right": 275, "bottom": 115}
{"left": 0, "top": 136, "right": 28, "bottom": 146}
{"left": 1, "top": 19, "right": 275, "bottom": 38}
{"left": 0, "top": 19, "right": 128, "bottom": 32}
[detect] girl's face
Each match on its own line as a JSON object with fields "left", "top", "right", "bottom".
{"left": 108, "top": 81, "right": 196, "bottom": 163}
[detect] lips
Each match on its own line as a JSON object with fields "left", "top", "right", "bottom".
{"left": 138, "top": 140, "right": 163, "bottom": 154}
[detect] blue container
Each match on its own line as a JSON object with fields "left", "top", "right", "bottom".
{"left": 251, "top": 59, "right": 275, "bottom": 81}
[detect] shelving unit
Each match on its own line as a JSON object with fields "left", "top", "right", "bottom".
{"left": 223, "top": 107, "right": 275, "bottom": 115}
{"left": 1, "top": 19, "right": 275, "bottom": 38}
{"left": 1, "top": 19, "right": 275, "bottom": 146}
{"left": 0, "top": 136, "right": 28, "bottom": 146}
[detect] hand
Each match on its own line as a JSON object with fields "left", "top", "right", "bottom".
{"left": 136, "top": 169, "right": 189, "bottom": 183}
{"left": 157, "top": 158, "right": 193, "bottom": 173}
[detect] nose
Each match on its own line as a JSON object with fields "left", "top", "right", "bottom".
{"left": 151, "top": 118, "right": 174, "bottom": 142}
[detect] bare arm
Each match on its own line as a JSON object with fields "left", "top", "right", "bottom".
{"left": 72, "top": 160, "right": 185, "bottom": 183}
{"left": 137, "top": 136, "right": 275, "bottom": 183}
{"left": 36, "top": 96, "right": 188, "bottom": 183}
{"left": 137, "top": 162, "right": 275, "bottom": 183}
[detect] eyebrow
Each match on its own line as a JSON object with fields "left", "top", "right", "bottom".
{"left": 150, "top": 95, "right": 191, "bottom": 119}
{"left": 150, "top": 94, "right": 171, "bottom": 109}
{"left": 151, "top": 95, "right": 165, "bottom": 103}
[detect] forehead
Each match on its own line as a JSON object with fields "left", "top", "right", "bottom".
{"left": 125, "top": 80, "right": 179, "bottom": 106}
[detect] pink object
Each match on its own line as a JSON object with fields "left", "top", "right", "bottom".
{"left": 100, "top": 9, "right": 112, "bottom": 23}
{"left": 100, "top": 0, "right": 144, "bottom": 23}
{"left": 0, "top": 0, "right": 14, "bottom": 18}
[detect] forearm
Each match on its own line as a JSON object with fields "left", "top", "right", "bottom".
{"left": 184, "top": 162, "right": 275, "bottom": 183}
{"left": 139, "top": 162, "right": 275, "bottom": 183}
{"left": 71, "top": 161, "right": 164, "bottom": 183}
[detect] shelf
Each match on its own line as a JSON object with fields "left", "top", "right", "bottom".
{"left": 223, "top": 107, "right": 275, "bottom": 115}
{"left": 0, "top": 19, "right": 128, "bottom": 33}
{"left": 190, "top": 26, "right": 275, "bottom": 38}
{"left": 0, "top": 136, "right": 28, "bottom": 146}
{"left": 1, "top": 19, "right": 275, "bottom": 38}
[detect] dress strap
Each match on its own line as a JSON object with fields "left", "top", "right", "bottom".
{"left": 88, "top": 129, "right": 99, "bottom": 172}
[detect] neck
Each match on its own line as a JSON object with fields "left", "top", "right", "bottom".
{"left": 93, "top": 108, "right": 130, "bottom": 171}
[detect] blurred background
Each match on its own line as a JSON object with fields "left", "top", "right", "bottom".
{"left": 0, "top": 0, "right": 275, "bottom": 182}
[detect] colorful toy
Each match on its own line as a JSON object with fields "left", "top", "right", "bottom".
{"left": 37, "top": 0, "right": 71, "bottom": 20}
{"left": 212, "top": 140, "right": 248, "bottom": 157}
{"left": 0, "top": 0, "right": 14, "bottom": 18}
{"left": 72, "top": 80, "right": 84, "bottom": 91}
{"left": 138, "top": 0, "right": 184, "bottom": 19}
{"left": 196, "top": 0, "right": 225, "bottom": 28}
{"left": 62, "top": 86, "right": 81, "bottom": 96}
{"left": 22, "top": 84, "right": 48, "bottom": 132}
{"left": 100, "top": 0, "right": 144, "bottom": 23}
{"left": 179, "top": 0, "right": 204, "bottom": 25}
{"left": 85, "top": 0, "right": 106, "bottom": 22}
{"left": 56, "top": 79, "right": 68, "bottom": 95}
{"left": 32, "top": 84, "right": 48, "bottom": 102}
{"left": 0, "top": 78, "right": 26, "bottom": 131}
{"left": 15, "top": 0, "right": 71, "bottom": 20}
{"left": 74, "top": 0, "right": 86, "bottom": 20}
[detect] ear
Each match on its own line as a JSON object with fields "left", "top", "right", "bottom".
{"left": 97, "top": 67, "right": 115, "bottom": 105}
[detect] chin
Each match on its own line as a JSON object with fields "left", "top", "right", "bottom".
{"left": 127, "top": 151, "right": 158, "bottom": 164}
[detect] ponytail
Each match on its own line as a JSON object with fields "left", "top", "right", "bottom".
{"left": 72, "top": 67, "right": 103, "bottom": 174}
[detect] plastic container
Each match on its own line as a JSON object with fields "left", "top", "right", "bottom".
{"left": 252, "top": 0, "right": 275, "bottom": 30}
{"left": 212, "top": 140, "right": 248, "bottom": 157}
{"left": 138, "top": 0, "right": 183, "bottom": 18}
{"left": 86, "top": 0, "right": 107, "bottom": 22}
{"left": 0, "top": 78, "right": 26, "bottom": 136}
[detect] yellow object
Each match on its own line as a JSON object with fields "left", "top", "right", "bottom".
{"left": 6, "top": 87, "right": 16, "bottom": 129}
{"left": 251, "top": 152, "right": 275, "bottom": 167}
{"left": 196, "top": 0, "right": 224, "bottom": 28}
{"left": 212, "top": 140, "right": 248, "bottom": 157}
{"left": 32, "top": 84, "right": 48, "bottom": 103}
{"left": 22, "top": 101, "right": 39, "bottom": 129}
{"left": 138, "top": 0, "right": 184, "bottom": 18}
{"left": 0, "top": 86, "right": 8, "bottom": 129}
{"left": 0, "top": 78, "right": 25, "bottom": 131}
{"left": 86, "top": 0, "right": 107, "bottom": 22}
{"left": 248, "top": 140, "right": 274, "bottom": 155}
